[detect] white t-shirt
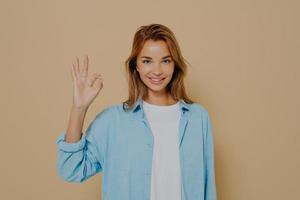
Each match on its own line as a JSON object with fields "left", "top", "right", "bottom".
{"left": 142, "top": 100, "right": 182, "bottom": 200}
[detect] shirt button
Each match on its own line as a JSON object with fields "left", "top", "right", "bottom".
{"left": 147, "top": 144, "right": 152, "bottom": 148}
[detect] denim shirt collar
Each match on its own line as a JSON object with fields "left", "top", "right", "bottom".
{"left": 131, "top": 97, "right": 190, "bottom": 113}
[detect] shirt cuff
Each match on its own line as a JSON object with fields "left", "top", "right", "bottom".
{"left": 56, "top": 131, "right": 86, "bottom": 153}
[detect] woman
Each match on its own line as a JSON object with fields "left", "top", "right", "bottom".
{"left": 56, "top": 23, "right": 217, "bottom": 200}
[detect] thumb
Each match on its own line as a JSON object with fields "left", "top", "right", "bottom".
{"left": 93, "top": 77, "right": 103, "bottom": 89}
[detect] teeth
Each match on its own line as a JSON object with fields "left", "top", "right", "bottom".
{"left": 150, "top": 78, "right": 163, "bottom": 81}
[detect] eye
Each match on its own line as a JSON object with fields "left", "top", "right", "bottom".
{"left": 142, "top": 60, "right": 151, "bottom": 64}
{"left": 163, "top": 59, "right": 171, "bottom": 63}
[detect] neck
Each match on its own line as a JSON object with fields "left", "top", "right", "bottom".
{"left": 143, "top": 91, "right": 177, "bottom": 106}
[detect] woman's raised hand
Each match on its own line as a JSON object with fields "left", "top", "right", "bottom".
{"left": 70, "top": 55, "right": 103, "bottom": 110}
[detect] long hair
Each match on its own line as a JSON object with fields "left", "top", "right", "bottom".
{"left": 122, "top": 23, "right": 194, "bottom": 111}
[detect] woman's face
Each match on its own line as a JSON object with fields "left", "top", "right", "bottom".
{"left": 136, "top": 39, "right": 175, "bottom": 95}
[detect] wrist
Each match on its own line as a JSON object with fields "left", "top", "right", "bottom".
{"left": 71, "top": 105, "right": 89, "bottom": 112}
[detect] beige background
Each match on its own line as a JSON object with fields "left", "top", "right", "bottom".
{"left": 0, "top": 0, "right": 299, "bottom": 199}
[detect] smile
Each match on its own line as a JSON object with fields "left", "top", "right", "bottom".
{"left": 148, "top": 77, "right": 165, "bottom": 85}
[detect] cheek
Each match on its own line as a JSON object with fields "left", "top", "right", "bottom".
{"left": 137, "top": 68, "right": 148, "bottom": 76}
{"left": 136, "top": 69, "right": 148, "bottom": 81}
{"left": 167, "top": 66, "right": 175, "bottom": 76}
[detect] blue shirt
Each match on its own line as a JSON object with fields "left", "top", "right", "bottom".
{"left": 55, "top": 97, "right": 217, "bottom": 200}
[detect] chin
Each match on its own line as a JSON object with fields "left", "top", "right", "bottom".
{"left": 149, "top": 87, "right": 166, "bottom": 92}
{"left": 146, "top": 82, "right": 169, "bottom": 93}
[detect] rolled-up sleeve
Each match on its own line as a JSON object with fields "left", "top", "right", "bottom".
{"left": 204, "top": 110, "right": 218, "bottom": 200}
{"left": 55, "top": 107, "right": 112, "bottom": 183}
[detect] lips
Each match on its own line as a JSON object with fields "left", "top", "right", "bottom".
{"left": 148, "top": 77, "right": 165, "bottom": 85}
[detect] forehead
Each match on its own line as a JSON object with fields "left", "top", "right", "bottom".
{"left": 138, "top": 40, "right": 170, "bottom": 57}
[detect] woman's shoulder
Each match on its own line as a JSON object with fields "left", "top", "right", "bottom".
{"left": 184, "top": 102, "right": 212, "bottom": 128}
{"left": 93, "top": 104, "right": 117, "bottom": 121}
{"left": 94, "top": 102, "right": 128, "bottom": 119}
{"left": 188, "top": 101, "right": 210, "bottom": 116}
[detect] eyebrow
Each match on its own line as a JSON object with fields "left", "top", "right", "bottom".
{"left": 140, "top": 55, "right": 171, "bottom": 59}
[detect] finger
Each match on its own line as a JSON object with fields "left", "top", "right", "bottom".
{"left": 88, "top": 74, "right": 102, "bottom": 86}
{"left": 92, "top": 74, "right": 103, "bottom": 83}
{"left": 72, "top": 63, "right": 79, "bottom": 79}
{"left": 93, "top": 77, "right": 103, "bottom": 89}
{"left": 92, "top": 73, "right": 102, "bottom": 77}
{"left": 91, "top": 73, "right": 102, "bottom": 79}
{"left": 70, "top": 63, "right": 77, "bottom": 81}
{"left": 76, "top": 56, "right": 80, "bottom": 75}
{"left": 89, "top": 78, "right": 103, "bottom": 87}
{"left": 83, "top": 54, "right": 88, "bottom": 77}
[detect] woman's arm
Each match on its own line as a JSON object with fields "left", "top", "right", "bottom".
{"left": 56, "top": 107, "right": 112, "bottom": 183}
{"left": 64, "top": 106, "right": 88, "bottom": 143}
{"left": 64, "top": 55, "right": 103, "bottom": 143}
{"left": 55, "top": 55, "right": 105, "bottom": 183}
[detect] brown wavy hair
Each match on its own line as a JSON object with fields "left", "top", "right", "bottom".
{"left": 122, "top": 23, "right": 194, "bottom": 111}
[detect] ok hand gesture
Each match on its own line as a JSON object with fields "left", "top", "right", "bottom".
{"left": 70, "top": 55, "right": 103, "bottom": 110}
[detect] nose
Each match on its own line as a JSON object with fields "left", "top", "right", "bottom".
{"left": 152, "top": 63, "right": 163, "bottom": 76}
